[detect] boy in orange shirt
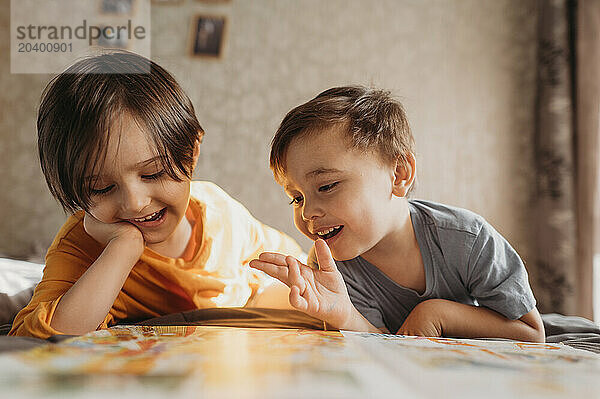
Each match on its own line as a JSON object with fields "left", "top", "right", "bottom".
{"left": 11, "top": 51, "right": 300, "bottom": 339}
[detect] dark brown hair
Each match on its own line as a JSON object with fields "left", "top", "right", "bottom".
{"left": 270, "top": 86, "right": 415, "bottom": 184}
{"left": 38, "top": 50, "right": 203, "bottom": 213}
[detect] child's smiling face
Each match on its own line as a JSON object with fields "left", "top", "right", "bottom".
{"left": 86, "top": 114, "right": 197, "bottom": 253}
{"left": 280, "top": 125, "right": 411, "bottom": 261}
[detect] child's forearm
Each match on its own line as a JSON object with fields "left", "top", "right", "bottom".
{"left": 50, "top": 238, "right": 142, "bottom": 335}
{"left": 416, "top": 299, "right": 545, "bottom": 342}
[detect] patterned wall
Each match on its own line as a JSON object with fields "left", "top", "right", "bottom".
{"left": 0, "top": 1, "right": 538, "bottom": 270}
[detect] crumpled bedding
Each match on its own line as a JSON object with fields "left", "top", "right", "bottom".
{"left": 543, "top": 313, "right": 600, "bottom": 353}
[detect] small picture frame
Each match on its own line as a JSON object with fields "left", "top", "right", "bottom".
{"left": 100, "top": 0, "right": 135, "bottom": 15}
{"left": 151, "top": 0, "right": 184, "bottom": 4}
{"left": 190, "top": 15, "right": 226, "bottom": 58}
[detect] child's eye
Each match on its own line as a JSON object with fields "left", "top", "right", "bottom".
{"left": 142, "top": 170, "right": 166, "bottom": 180}
{"left": 90, "top": 185, "right": 114, "bottom": 196}
{"left": 289, "top": 196, "right": 303, "bottom": 206}
{"left": 318, "top": 182, "right": 339, "bottom": 192}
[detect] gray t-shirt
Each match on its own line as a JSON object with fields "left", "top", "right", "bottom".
{"left": 308, "top": 200, "right": 536, "bottom": 334}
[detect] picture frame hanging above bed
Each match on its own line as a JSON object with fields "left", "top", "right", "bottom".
{"left": 100, "top": 0, "right": 135, "bottom": 15}
{"left": 190, "top": 15, "right": 226, "bottom": 58}
{"left": 151, "top": 0, "right": 184, "bottom": 5}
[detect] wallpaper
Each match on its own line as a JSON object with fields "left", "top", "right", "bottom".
{"left": 0, "top": 0, "right": 537, "bottom": 270}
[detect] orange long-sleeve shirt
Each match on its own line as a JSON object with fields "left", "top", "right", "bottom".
{"left": 10, "top": 181, "right": 301, "bottom": 339}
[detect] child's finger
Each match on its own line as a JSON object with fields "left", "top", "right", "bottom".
{"left": 248, "top": 259, "right": 289, "bottom": 284}
{"left": 289, "top": 285, "right": 308, "bottom": 311}
{"left": 314, "top": 239, "right": 338, "bottom": 273}
{"left": 286, "top": 256, "right": 306, "bottom": 293}
{"left": 258, "top": 252, "right": 288, "bottom": 266}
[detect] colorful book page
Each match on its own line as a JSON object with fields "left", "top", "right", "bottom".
{"left": 342, "top": 331, "right": 600, "bottom": 398}
{"left": 0, "top": 326, "right": 598, "bottom": 398}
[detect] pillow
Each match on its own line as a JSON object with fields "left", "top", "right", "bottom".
{"left": 0, "top": 258, "right": 44, "bottom": 326}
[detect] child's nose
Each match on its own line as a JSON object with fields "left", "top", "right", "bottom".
{"left": 301, "top": 200, "right": 325, "bottom": 221}
{"left": 120, "top": 184, "right": 151, "bottom": 215}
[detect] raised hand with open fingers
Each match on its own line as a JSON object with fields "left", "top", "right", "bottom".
{"left": 249, "top": 239, "right": 355, "bottom": 329}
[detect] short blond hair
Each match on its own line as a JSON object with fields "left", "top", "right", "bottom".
{"left": 270, "top": 86, "right": 415, "bottom": 187}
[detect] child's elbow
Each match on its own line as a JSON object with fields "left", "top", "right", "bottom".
{"left": 519, "top": 309, "right": 546, "bottom": 343}
{"left": 526, "top": 326, "right": 546, "bottom": 343}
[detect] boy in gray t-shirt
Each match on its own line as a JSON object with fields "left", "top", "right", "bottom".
{"left": 329, "top": 200, "right": 536, "bottom": 335}
{"left": 250, "top": 86, "right": 545, "bottom": 342}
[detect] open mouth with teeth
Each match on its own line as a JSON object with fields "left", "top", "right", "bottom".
{"left": 131, "top": 208, "right": 166, "bottom": 224}
{"left": 316, "top": 225, "right": 343, "bottom": 240}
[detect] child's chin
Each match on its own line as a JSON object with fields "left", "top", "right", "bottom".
{"left": 140, "top": 232, "right": 167, "bottom": 245}
{"left": 330, "top": 245, "right": 362, "bottom": 262}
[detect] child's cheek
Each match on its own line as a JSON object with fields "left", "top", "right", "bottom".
{"left": 87, "top": 201, "right": 114, "bottom": 224}
{"left": 293, "top": 210, "right": 311, "bottom": 238}
{"left": 161, "top": 178, "right": 191, "bottom": 199}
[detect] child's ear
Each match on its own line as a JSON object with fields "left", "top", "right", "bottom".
{"left": 392, "top": 153, "right": 416, "bottom": 197}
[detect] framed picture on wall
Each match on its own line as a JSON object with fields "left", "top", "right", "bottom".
{"left": 151, "top": 0, "right": 184, "bottom": 4}
{"left": 100, "top": 0, "right": 135, "bottom": 15}
{"left": 190, "top": 15, "right": 226, "bottom": 58}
